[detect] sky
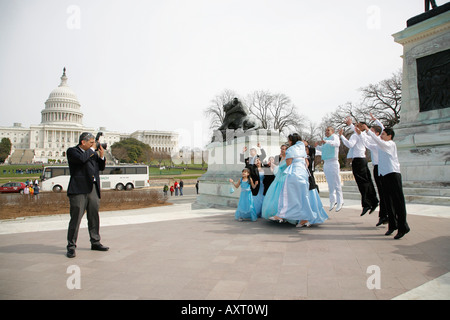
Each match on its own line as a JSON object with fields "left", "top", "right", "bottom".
{"left": 0, "top": 0, "right": 433, "bottom": 148}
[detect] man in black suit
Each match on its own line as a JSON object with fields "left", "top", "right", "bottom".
{"left": 66, "top": 132, "right": 109, "bottom": 258}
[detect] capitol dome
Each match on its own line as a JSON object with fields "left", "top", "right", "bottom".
{"left": 41, "top": 68, "right": 84, "bottom": 127}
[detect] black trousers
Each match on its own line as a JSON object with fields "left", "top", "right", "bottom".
{"left": 373, "top": 165, "right": 388, "bottom": 220}
{"left": 67, "top": 184, "right": 101, "bottom": 250}
{"left": 351, "top": 157, "right": 378, "bottom": 209}
{"left": 380, "top": 172, "right": 410, "bottom": 233}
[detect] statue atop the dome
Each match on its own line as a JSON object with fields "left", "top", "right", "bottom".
{"left": 60, "top": 67, "right": 68, "bottom": 87}
{"left": 212, "top": 97, "right": 260, "bottom": 142}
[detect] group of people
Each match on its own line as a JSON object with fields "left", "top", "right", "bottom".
{"left": 229, "top": 135, "right": 329, "bottom": 228}
{"left": 163, "top": 180, "right": 184, "bottom": 196}
{"left": 337, "top": 114, "right": 410, "bottom": 239}
{"left": 229, "top": 113, "right": 410, "bottom": 240}
{"left": 64, "top": 120, "right": 411, "bottom": 259}
{"left": 23, "top": 179, "right": 40, "bottom": 198}
{"left": 318, "top": 114, "right": 409, "bottom": 239}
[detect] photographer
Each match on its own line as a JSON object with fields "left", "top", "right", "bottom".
{"left": 66, "top": 132, "right": 109, "bottom": 258}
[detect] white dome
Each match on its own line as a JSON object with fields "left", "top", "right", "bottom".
{"left": 41, "top": 68, "right": 83, "bottom": 127}
{"left": 47, "top": 85, "right": 79, "bottom": 102}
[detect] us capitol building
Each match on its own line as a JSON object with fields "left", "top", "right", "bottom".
{"left": 0, "top": 68, "right": 179, "bottom": 164}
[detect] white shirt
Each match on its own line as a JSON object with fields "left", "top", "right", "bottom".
{"left": 316, "top": 133, "right": 340, "bottom": 160}
{"left": 366, "top": 130, "right": 401, "bottom": 175}
{"left": 359, "top": 132, "right": 379, "bottom": 165}
{"left": 340, "top": 124, "right": 366, "bottom": 158}
{"left": 359, "top": 119, "right": 385, "bottom": 165}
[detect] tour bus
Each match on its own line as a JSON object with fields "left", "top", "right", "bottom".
{"left": 41, "top": 165, "right": 150, "bottom": 192}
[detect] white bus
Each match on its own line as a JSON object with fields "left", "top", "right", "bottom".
{"left": 41, "top": 165, "right": 150, "bottom": 192}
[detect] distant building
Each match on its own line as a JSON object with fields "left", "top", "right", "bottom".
{"left": 0, "top": 68, "right": 178, "bottom": 164}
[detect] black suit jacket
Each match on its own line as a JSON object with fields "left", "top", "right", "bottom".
{"left": 239, "top": 149, "right": 266, "bottom": 196}
{"left": 67, "top": 146, "right": 106, "bottom": 198}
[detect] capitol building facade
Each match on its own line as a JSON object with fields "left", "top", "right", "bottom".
{"left": 0, "top": 69, "right": 179, "bottom": 164}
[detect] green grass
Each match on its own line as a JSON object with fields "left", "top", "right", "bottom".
{"left": 0, "top": 163, "right": 206, "bottom": 184}
{"left": 0, "top": 164, "right": 44, "bottom": 184}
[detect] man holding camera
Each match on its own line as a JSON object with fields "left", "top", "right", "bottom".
{"left": 66, "top": 132, "right": 109, "bottom": 258}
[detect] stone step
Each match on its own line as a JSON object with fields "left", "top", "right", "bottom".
{"left": 320, "top": 189, "right": 450, "bottom": 206}
{"left": 343, "top": 180, "right": 450, "bottom": 197}
{"left": 338, "top": 180, "right": 450, "bottom": 206}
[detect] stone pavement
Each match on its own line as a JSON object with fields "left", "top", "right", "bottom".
{"left": 0, "top": 187, "right": 449, "bottom": 300}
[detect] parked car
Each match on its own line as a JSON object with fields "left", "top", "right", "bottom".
{"left": 0, "top": 182, "right": 27, "bottom": 194}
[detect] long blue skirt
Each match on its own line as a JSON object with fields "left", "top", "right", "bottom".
{"left": 278, "top": 164, "right": 328, "bottom": 224}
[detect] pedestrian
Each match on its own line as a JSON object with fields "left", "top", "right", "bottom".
{"left": 65, "top": 132, "right": 109, "bottom": 258}
{"left": 179, "top": 179, "right": 184, "bottom": 196}
{"left": 252, "top": 158, "right": 265, "bottom": 217}
{"left": 358, "top": 124, "right": 410, "bottom": 239}
{"left": 229, "top": 168, "right": 258, "bottom": 222}
{"left": 195, "top": 180, "right": 199, "bottom": 194}
{"left": 170, "top": 185, "right": 174, "bottom": 196}
{"left": 271, "top": 133, "right": 328, "bottom": 227}
{"left": 262, "top": 144, "right": 288, "bottom": 220}
{"left": 340, "top": 117, "right": 379, "bottom": 216}
{"left": 174, "top": 180, "right": 179, "bottom": 196}
{"left": 315, "top": 126, "right": 344, "bottom": 212}
{"left": 33, "top": 184, "right": 40, "bottom": 199}
{"left": 163, "top": 184, "right": 168, "bottom": 196}
{"left": 356, "top": 114, "right": 389, "bottom": 227}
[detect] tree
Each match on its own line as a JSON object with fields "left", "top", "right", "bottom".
{"left": 359, "top": 69, "right": 402, "bottom": 127}
{"left": 246, "top": 90, "right": 274, "bottom": 130}
{"left": 269, "top": 93, "right": 305, "bottom": 135}
{"left": 111, "top": 138, "right": 151, "bottom": 163}
{"left": 302, "top": 120, "right": 321, "bottom": 143}
{"left": 320, "top": 70, "right": 403, "bottom": 134}
{"left": 244, "top": 90, "right": 305, "bottom": 135}
{"left": 0, "top": 138, "right": 12, "bottom": 163}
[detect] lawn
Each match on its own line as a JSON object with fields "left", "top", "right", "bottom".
{"left": 0, "top": 163, "right": 207, "bottom": 184}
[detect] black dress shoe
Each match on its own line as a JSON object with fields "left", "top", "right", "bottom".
{"left": 91, "top": 244, "right": 109, "bottom": 251}
{"left": 361, "top": 207, "right": 371, "bottom": 216}
{"left": 385, "top": 229, "right": 396, "bottom": 236}
{"left": 376, "top": 217, "right": 388, "bottom": 227}
{"left": 369, "top": 203, "right": 379, "bottom": 214}
{"left": 66, "top": 249, "right": 76, "bottom": 258}
{"left": 394, "top": 228, "right": 410, "bottom": 239}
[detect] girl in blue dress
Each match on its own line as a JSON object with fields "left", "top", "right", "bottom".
{"left": 271, "top": 134, "right": 328, "bottom": 227}
{"left": 262, "top": 144, "right": 288, "bottom": 219}
{"left": 229, "top": 168, "right": 258, "bottom": 221}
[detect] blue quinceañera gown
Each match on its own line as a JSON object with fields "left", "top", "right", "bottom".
{"left": 262, "top": 159, "right": 288, "bottom": 219}
{"left": 278, "top": 141, "right": 328, "bottom": 224}
{"left": 253, "top": 170, "right": 265, "bottom": 217}
{"left": 235, "top": 178, "right": 257, "bottom": 221}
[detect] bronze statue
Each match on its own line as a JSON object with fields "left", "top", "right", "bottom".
{"left": 218, "top": 98, "right": 258, "bottom": 131}
{"left": 212, "top": 97, "right": 260, "bottom": 142}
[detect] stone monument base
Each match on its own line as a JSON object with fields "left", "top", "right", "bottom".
{"left": 192, "top": 129, "right": 283, "bottom": 209}
{"left": 392, "top": 6, "right": 450, "bottom": 204}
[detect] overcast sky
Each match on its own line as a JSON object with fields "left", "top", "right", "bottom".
{"left": 0, "top": 0, "right": 430, "bottom": 148}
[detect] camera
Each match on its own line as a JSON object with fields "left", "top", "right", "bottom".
{"left": 95, "top": 132, "right": 107, "bottom": 151}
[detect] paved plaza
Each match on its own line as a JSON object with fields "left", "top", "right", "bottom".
{"left": 0, "top": 187, "right": 449, "bottom": 300}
